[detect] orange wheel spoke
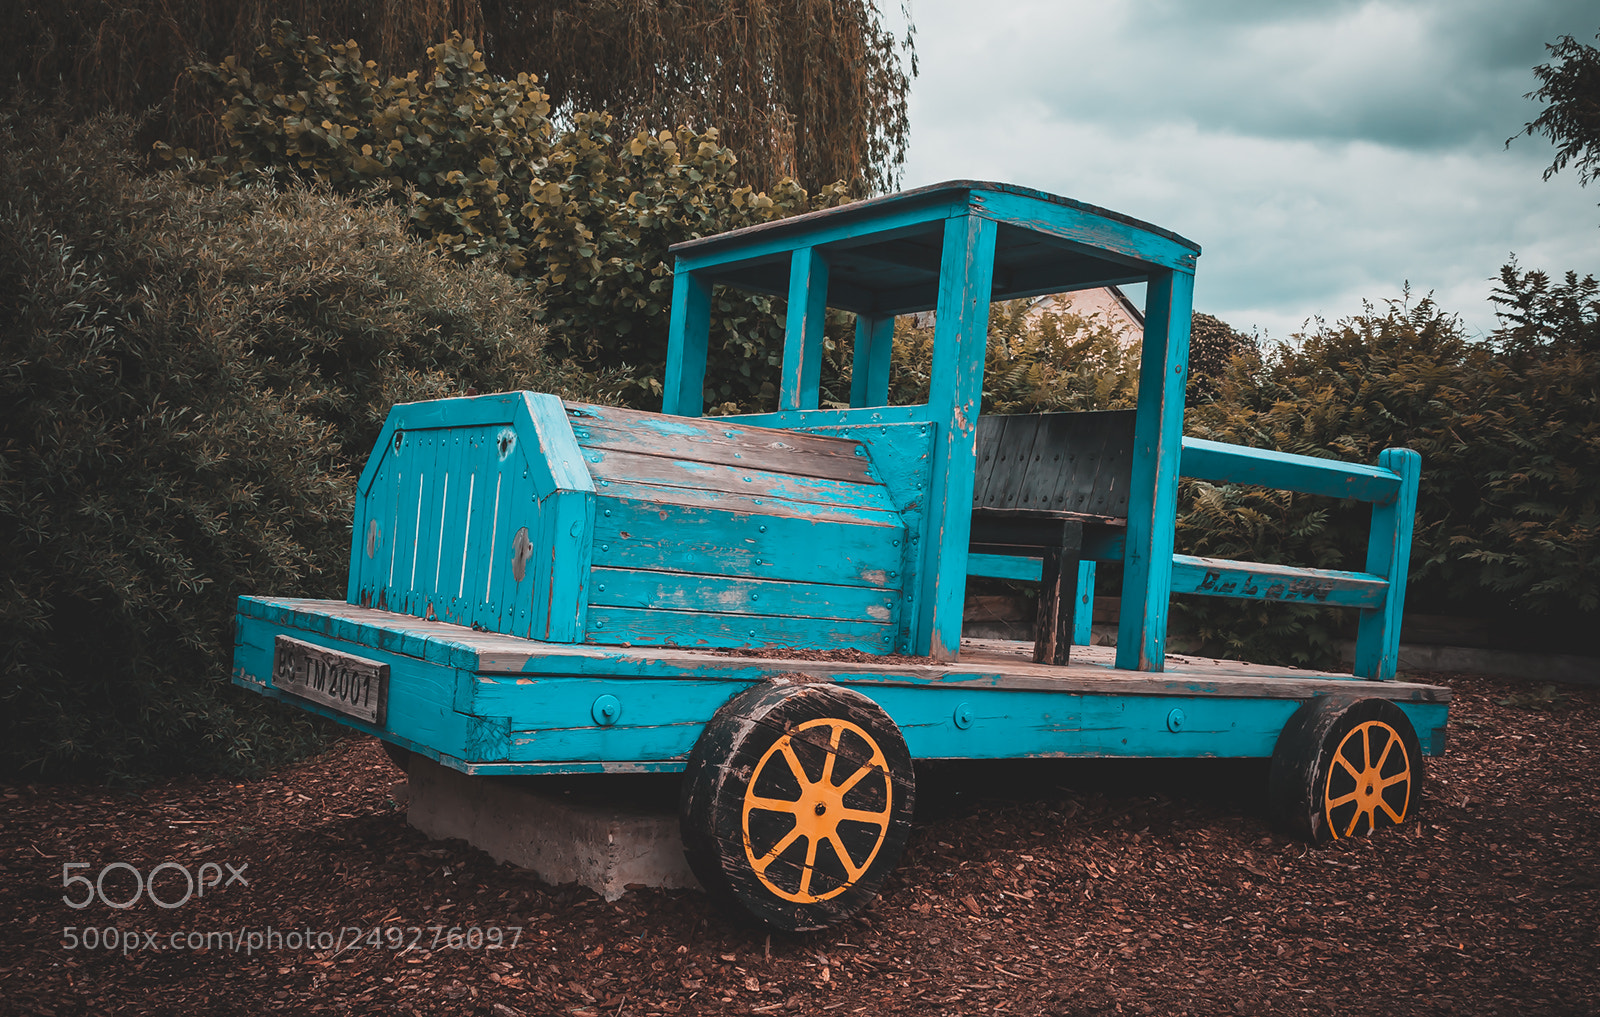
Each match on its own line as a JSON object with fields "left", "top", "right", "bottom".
{"left": 1378, "top": 771, "right": 1411, "bottom": 789}
{"left": 1374, "top": 729, "right": 1397, "bottom": 772}
{"left": 1327, "top": 790, "right": 1361, "bottom": 808}
{"left": 839, "top": 807, "right": 890, "bottom": 825}
{"left": 1332, "top": 754, "right": 1361, "bottom": 781}
{"left": 833, "top": 760, "right": 874, "bottom": 796}
{"left": 747, "top": 794, "right": 806, "bottom": 816}
{"left": 1378, "top": 798, "right": 1405, "bottom": 824}
{"left": 827, "top": 833, "right": 868, "bottom": 880}
{"left": 754, "top": 826, "right": 803, "bottom": 868}
{"left": 798, "top": 831, "right": 822, "bottom": 896}
{"left": 817, "top": 724, "right": 844, "bottom": 788}
{"left": 777, "top": 742, "right": 810, "bottom": 789}
{"left": 1360, "top": 725, "right": 1372, "bottom": 769}
{"left": 1344, "top": 806, "right": 1368, "bottom": 838}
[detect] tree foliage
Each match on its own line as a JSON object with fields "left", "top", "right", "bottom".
{"left": 178, "top": 22, "right": 850, "bottom": 411}
{"left": 2, "top": 0, "right": 912, "bottom": 193}
{"left": 0, "top": 111, "right": 599, "bottom": 781}
{"left": 1514, "top": 28, "right": 1600, "bottom": 193}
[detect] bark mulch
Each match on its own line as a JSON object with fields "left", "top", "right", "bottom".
{"left": 1, "top": 671, "right": 1596, "bottom": 1016}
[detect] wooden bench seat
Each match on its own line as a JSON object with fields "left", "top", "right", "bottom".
{"left": 969, "top": 410, "right": 1136, "bottom": 665}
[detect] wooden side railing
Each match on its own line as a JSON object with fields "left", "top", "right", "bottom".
{"left": 1174, "top": 438, "right": 1421, "bottom": 681}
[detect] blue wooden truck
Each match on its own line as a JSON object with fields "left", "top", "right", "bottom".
{"left": 233, "top": 181, "right": 1448, "bottom": 931}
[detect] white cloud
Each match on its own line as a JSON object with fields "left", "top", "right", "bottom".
{"left": 897, "top": 0, "right": 1599, "bottom": 338}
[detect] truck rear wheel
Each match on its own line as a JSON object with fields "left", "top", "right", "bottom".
{"left": 1269, "top": 695, "right": 1423, "bottom": 843}
{"left": 680, "top": 680, "right": 915, "bottom": 932}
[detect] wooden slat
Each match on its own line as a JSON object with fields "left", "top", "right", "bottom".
{"left": 582, "top": 446, "right": 897, "bottom": 513}
{"left": 1181, "top": 437, "right": 1403, "bottom": 504}
{"left": 594, "top": 478, "right": 905, "bottom": 529}
{"left": 566, "top": 404, "right": 875, "bottom": 485}
{"left": 584, "top": 605, "right": 898, "bottom": 654}
{"left": 237, "top": 598, "right": 1453, "bottom": 706}
{"left": 1170, "top": 555, "right": 1389, "bottom": 609}
{"left": 590, "top": 499, "right": 906, "bottom": 589}
{"left": 589, "top": 568, "right": 900, "bottom": 624}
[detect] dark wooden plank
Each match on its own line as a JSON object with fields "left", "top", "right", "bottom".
{"left": 583, "top": 447, "right": 897, "bottom": 513}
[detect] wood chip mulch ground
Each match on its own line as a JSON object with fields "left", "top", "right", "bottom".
{"left": 1, "top": 671, "right": 1596, "bottom": 1016}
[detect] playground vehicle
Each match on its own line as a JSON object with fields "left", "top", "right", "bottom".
{"left": 233, "top": 181, "right": 1448, "bottom": 931}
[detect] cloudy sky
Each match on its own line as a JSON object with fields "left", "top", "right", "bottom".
{"left": 894, "top": 0, "right": 1598, "bottom": 339}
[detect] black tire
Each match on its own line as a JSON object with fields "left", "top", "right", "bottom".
{"left": 680, "top": 679, "right": 915, "bottom": 932}
{"left": 1269, "top": 695, "right": 1424, "bottom": 844}
{"left": 379, "top": 740, "right": 412, "bottom": 774}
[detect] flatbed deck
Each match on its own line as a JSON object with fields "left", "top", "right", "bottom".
{"left": 236, "top": 598, "right": 1450, "bottom": 776}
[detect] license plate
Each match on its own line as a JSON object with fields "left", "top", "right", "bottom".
{"left": 273, "top": 636, "right": 388, "bottom": 724}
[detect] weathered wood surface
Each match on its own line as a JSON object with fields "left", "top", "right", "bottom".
{"left": 240, "top": 598, "right": 1451, "bottom": 703}
{"left": 971, "top": 411, "right": 1136, "bottom": 517}
{"left": 566, "top": 402, "right": 876, "bottom": 485}
{"left": 1180, "top": 437, "right": 1403, "bottom": 504}
{"left": 1170, "top": 555, "right": 1389, "bottom": 609}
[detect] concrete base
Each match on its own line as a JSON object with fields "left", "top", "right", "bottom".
{"left": 405, "top": 755, "right": 699, "bottom": 901}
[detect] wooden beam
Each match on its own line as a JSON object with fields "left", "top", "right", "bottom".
{"left": 1116, "top": 269, "right": 1194, "bottom": 671}
{"left": 849, "top": 314, "right": 895, "bottom": 408}
{"left": 780, "top": 247, "right": 829, "bottom": 411}
{"left": 1354, "top": 447, "right": 1422, "bottom": 680}
{"left": 662, "top": 267, "right": 711, "bottom": 417}
{"left": 1170, "top": 555, "right": 1388, "bottom": 609}
{"left": 1181, "top": 438, "right": 1403, "bottom": 504}
{"left": 916, "top": 213, "right": 998, "bottom": 660}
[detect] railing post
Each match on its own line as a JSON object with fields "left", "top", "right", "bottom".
{"left": 663, "top": 266, "right": 711, "bottom": 417}
{"left": 1115, "top": 269, "right": 1194, "bottom": 671}
{"left": 1354, "top": 447, "right": 1421, "bottom": 680}
{"left": 849, "top": 314, "right": 895, "bottom": 408}
{"left": 1072, "top": 561, "right": 1096, "bottom": 646}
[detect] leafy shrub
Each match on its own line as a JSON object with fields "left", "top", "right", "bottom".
{"left": 1173, "top": 289, "right": 1600, "bottom": 665}
{"left": 872, "top": 299, "right": 1143, "bottom": 413}
{"left": 0, "top": 111, "right": 598, "bottom": 781}
{"left": 177, "top": 22, "right": 851, "bottom": 412}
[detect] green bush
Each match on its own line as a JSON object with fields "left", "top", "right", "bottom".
{"left": 0, "top": 111, "right": 601, "bottom": 781}
{"left": 1172, "top": 288, "right": 1600, "bottom": 665}
{"left": 177, "top": 22, "right": 851, "bottom": 412}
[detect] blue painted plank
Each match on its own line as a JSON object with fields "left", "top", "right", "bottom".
{"left": 849, "top": 314, "right": 896, "bottom": 408}
{"left": 1181, "top": 437, "right": 1403, "bottom": 505}
{"left": 589, "top": 567, "right": 900, "bottom": 624}
{"left": 662, "top": 269, "right": 712, "bottom": 417}
{"left": 1354, "top": 448, "right": 1422, "bottom": 680}
{"left": 1074, "top": 560, "right": 1096, "bottom": 646}
{"left": 585, "top": 605, "right": 898, "bottom": 654}
{"left": 533, "top": 489, "right": 593, "bottom": 643}
{"left": 971, "top": 189, "right": 1200, "bottom": 274}
{"left": 518, "top": 392, "right": 595, "bottom": 499}
{"left": 669, "top": 194, "right": 971, "bottom": 274}
{"left": 730, "top": 405, "right": 932, "bottom": 429}
{"left": 1171, "top": 555, "right": 1388, "bottom": 609}
{"left": 917, "top": 213, "right": 999, "bottom": 660}
{"left": 966, "top": 553, "right": 1043, "bottom": 582}
{"left": 780, "top": 246, "right": 830, "bottom": 411}
{"left": 590, "top": 498, "right": 907, "bottom": 589}
{"left": 1116, "top": 269, "right": 1194, "bottom": 672}
{"left": 233, "top": 612, "right": 483, "bottom": 763}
